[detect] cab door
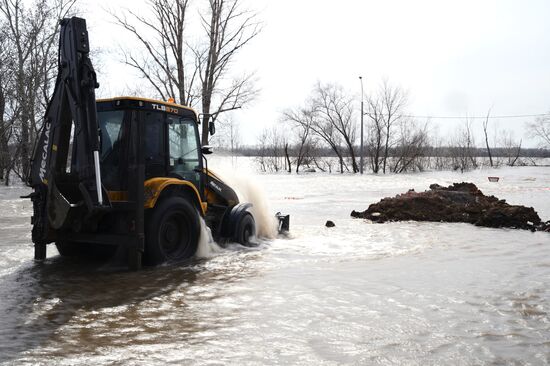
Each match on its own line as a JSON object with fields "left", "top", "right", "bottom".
{"left": 166, "top": 115, "right": 202, "bottom": 192}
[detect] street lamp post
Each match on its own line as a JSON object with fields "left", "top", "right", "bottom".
{"left": 359, "top": 76, "right": 364, "bottom": 174}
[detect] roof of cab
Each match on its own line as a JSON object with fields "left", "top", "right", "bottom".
{"left": 97, "top": 96, "right": 199, "bottom": 119}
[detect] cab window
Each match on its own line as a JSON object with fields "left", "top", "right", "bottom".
{"left": 98, "top": 110, "right": 126, "bottom": 189}
{"left": 167, "top": 115, "right": 201, "bottom": 186}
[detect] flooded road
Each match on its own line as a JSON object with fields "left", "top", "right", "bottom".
{"left": 1, "top": 165, "right": 549, "bottom": 365}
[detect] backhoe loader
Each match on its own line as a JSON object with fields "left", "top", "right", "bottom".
{"left": 26, "top": 17, "right": 288, "bottom": 269}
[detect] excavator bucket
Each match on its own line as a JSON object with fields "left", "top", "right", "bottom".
{"left": 276, "top": 212, "right": 290, "bottom": 233}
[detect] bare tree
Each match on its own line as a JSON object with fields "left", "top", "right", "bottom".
{"left": 499, "top": 130, "right": 522, "bottom": 166}
{"left": 0, "top": 20, "right": 11, "bottom": 182}
{"left": 113, "top": 0, "right": 261, "bottom": 146}
{"left": 255, "top": 126, "right": 285, "bottom": 172}
{"left": 282, "top": 106, "right": 315, "bottom": 173}
{"left": 280, "top": 82, "right": 370, "bottom": 174}
{"left": 391, "top": 118, "right": 429, "bottom": 173}
{"left": 0, "top": 0, "right": 77, "bottom": 183}
{"left": 310, "top": 115, "right": 345, "bottom": 172}
{"left": 527, "top": 114, "right": 550, "bottom": 148}
{"left": 311, "top": 82, "right": 358, "bottom": 173}
{"left": 364, "top": 80, "right": 407, "bottom": 174}
{"left": 380, "top": 80, "right": 407, "bottom": 174}
{"left": 365, "top": 92, "right": 385, "bottom": 173}
{"left": 281, "top": 84, "right": 348, "bottom": 173}
{"left": 111, "top": 0, "right": 198, "bottom": 106}
{"left": 450, "top": 119, "right": 477, "bottom": 172}
{"left": 194, "top": 0, "right": 261, "bottom": 145}
{"left": 255, "top": 128, "right": 268, "bottom": 172}
{"left": 0, "top": 16, "right": 22, "bottom": 185}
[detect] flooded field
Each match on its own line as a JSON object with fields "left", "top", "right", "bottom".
{"left": 1, "top": 163, "right": 549, "bottom": 365}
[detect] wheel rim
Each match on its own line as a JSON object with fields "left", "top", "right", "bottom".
{"left": 159, "top": 212, "right": 191, "bottom": 259}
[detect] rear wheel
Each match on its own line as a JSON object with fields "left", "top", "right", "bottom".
{"left": 144, "top": 197, "right": 200, "bottom": 265}
{"left": 234, "top": 212, "right": 256, "bottom": 246}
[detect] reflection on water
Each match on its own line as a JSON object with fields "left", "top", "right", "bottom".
{"left": 0, "top": 250, "right": 265, "bottom": 364}
{"left": 0, "top": 166, "right": 549, "bottom": 365}
{"left": 1, "top": 259, "right": 187, "bottom": 361}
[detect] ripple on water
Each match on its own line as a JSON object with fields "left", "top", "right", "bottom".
{"left": 1, "top": 165, "right": 550, "bottom": 365}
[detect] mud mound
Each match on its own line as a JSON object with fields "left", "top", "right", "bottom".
{"left": 351, "top": 182, "right": 550, "bottom": 232}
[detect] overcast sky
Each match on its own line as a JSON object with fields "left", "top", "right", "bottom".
{"left": 86, "top": 0, "right": 550, "bottom": 147}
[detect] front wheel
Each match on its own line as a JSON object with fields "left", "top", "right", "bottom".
{"left": 144, "top": 197, "right": 200, "bottom": 266}
{"left": 233, "top": 212, "right": 256, "bottom": 246}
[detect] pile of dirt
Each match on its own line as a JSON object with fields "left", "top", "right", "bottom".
{"left": 351, "top": 182, "right": 550, "bottom": 232}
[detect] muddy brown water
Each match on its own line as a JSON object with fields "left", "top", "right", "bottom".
{"left": 1, "top": 166, "right": 549, "bottom": 365}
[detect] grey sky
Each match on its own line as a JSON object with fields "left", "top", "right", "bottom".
{"left": 87, "top": 0, "right": 550, "bottom": 147}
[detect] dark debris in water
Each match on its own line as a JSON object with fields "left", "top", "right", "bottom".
{"left": 351, "top": 182, "right": 550, "bottom": 232}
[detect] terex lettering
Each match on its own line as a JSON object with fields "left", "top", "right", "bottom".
{"left": 39, "top": 121, "right": 51, "bottom": 183}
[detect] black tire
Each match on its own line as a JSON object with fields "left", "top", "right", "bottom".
{"left": 127, "top": 247, "right": 142, "bottom": 271}
{"left": 55, "top": 241, "right": 116, "bottom": 260}
{"left": 234, "top": 212, "right": 256, "bottom": 246}
{"left": 144, "top": 197, "right": 200, "bottom": 265}
{"left": 34, "top": 243, "right": 46, "bottom": 260}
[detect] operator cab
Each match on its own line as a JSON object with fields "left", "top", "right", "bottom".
{"left": 96, "top": 97, "right": 203, "bottom": 198}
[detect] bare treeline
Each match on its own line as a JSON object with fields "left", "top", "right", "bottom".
{"left": 254, "top": 80, "right": 539, "bottom": 174}
{"left": 0, "top": 0, "right": 77, "bottom": 185}
{"left": 256, "top": 81, "right": 429, "bottom": 174}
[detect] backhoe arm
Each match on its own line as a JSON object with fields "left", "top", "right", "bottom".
{"left": 29, "top": 17, "right": 106, "bottom": 244}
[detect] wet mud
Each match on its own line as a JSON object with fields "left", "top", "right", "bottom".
{"left": 351, "top": 182, "right": 550, "bottom": 232}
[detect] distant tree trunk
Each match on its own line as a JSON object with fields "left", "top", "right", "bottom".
{"left": 337, "top": 154, "right": 344, "bottom": 173}
{"left": 509, "top": 139, "right": 522, "bottom": 166}
{"left": 281, "top": 105, "right": 313, "bottom": 174}
{"left": 323, "top": 140, "right": 345, "bottom": 173}
{"left": 382, "top": 125, "right": 390, "bottom": 174}
{"left": 284, "top": 143, "right": 291, "bottom": 173}
{"left": 483, "top": 110, "right": 493, "bottom": 167}
{"left": 0, "top": 82, "right": 5, "bottom": 181}
{"left": 0, "top": 25, "right": 10, "bottom": 182}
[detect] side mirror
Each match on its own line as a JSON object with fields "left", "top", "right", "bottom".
{"left": 201, "top": 145, "right": 213, "bottom": 155}
{"left": 209, "top": 121, "right": 216, "bottom": 136}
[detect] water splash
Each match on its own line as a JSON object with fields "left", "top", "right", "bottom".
{"left": 209, "top": 168, "right": 278, "bottom": 239}
{"left": 195, "top": 217, "right": 224, "bottom": 258}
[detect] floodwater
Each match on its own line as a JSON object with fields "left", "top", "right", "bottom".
{"left": 0, "top": 162, "right": 549, "bottom": 365}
